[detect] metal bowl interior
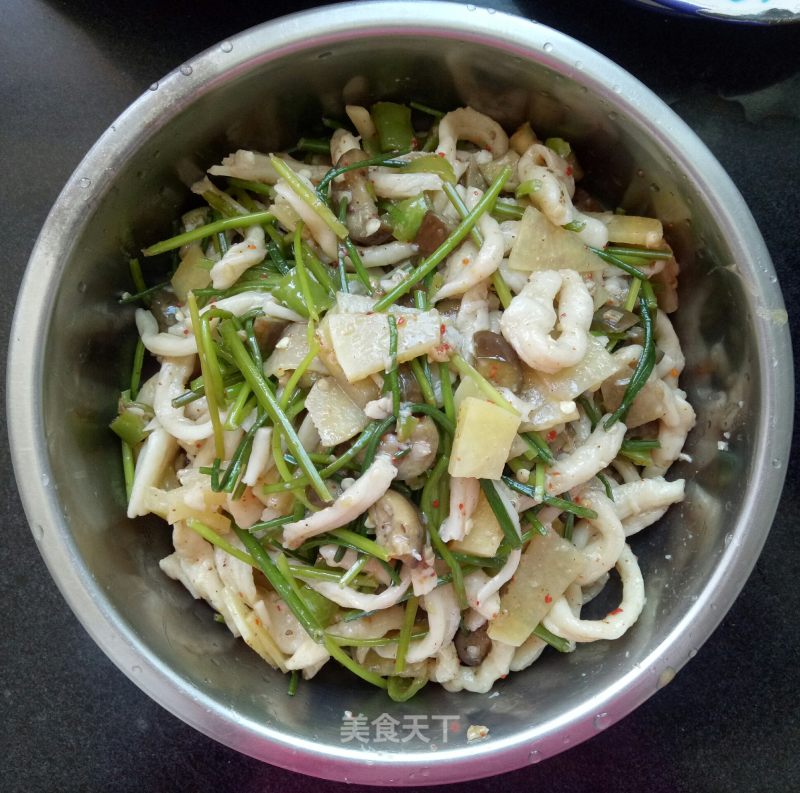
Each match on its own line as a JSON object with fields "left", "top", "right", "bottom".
{"left": 7, "top": 2, "right": 792, "bottom": 785}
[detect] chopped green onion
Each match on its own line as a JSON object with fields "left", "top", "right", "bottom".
{"left": 328, "top": 628, "right": 428, "bottom": 648}
{"left": 269, "top": 154, "right": 348, "bottom": 238}
{"left": 188, "top": 518, "right": 256, "bottom": 566}
{"left": 296, "top": 137, "right": 331, "bottom": 154}
{"left": 394, "top": 595, "right": 419, "bottom": 674}
{"left": 624, "top": 277, "right": 642, "bottom": 313}
{"left": 500, "top": 476, "right": 599, "bottom": 519}
{"left": 323, "top": 635, "right": 389, "bottom": 690}
{"left": 563, "top": 220, "right": 587, "bottom": 233}
{"left": 515, "top": 179, "right": 542, "bottom": 198}
{"left": 110, "top": 410, "right": 148, "bottom": 446}
{"left": 533, "top": 623, "right": 572, "bottom": 653}
{"left": 409, "top": 358, "right": 436, "bottom": 407}
{"left": 406, "top": 403, "right": 455, "bottom": 435}
{"left": 480, "top": 480, "right": 521, "bottom": 549}
{"left": 121, "top": 441, "right": 135, "bottom": 501}
{"left": 338, "top": 555, "right": 368, "bottom": 588}
{"left": 317, "top": 150, "right": 410, "bottom": 201}
{"left": 329, "top": 528, "right": 390, "bottom": 563}
{"left": 373, "top": 166, "right": 512, "bottom": 311}
{"left": 576, "top": 395, "right": 601, "bottom": 430}
{"left": 409, "top": 101, "right": 444, "bottom": 118}
{"left": 142, "top": 211, "right": 274, "bottom": 257}
{"left": 596, "top": 472, "right": 615, "bottom": 501}
{"left": 292, "top": 222, "right": 318, "bottom": 323}
{"left": 220, "top": 321, "right": 332, "bottom": 502}
{"left": 129, "top": 257, "right": 147, "bottom": 295}
{"left": 119, "top": 281, "right": 170, "bottom": 305}
{"left": 226, "top": 177, "right": 275, "bottom": 198}
{"left": 234, "top": 525, "right": 324, "bottom": 643}
{"left": 287, "top": 670, "right": 300, "bottom": 696}
{"left": 187, "top": 293, "right": 226, "bottom": 459}
{"left": 521, "top": 431, "right": 555, "bottom": 465}
{"left": 450, "top": 353, "right": 518, "bottom": 414}
{"left": 606, "top": 245, "right": 672, "bottom": 260}
{"left": 534, "top": 461, "right": 546, "bottom": 502}
{"left": 545, "top": 137, "right": 571, "bottom": 158}
{"left": 386, "top": 315, "right": 401, "bottom": 418}
{"left": 387, "top": 674, "right": 428, "bottom": 702}
{"left": 398, "top": 155, "right": 456, "bottom": 184}
{"left": 605, "top": 285, "right": 656, "bottom": 429}
{"left": 492, "top": 200, "right": 525, "bottom": 221}
{"left": 589, "top": 246, "right": 647, "bottom": 280}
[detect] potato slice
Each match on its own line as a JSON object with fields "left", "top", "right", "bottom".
{"left": 264, "top": 322, "right": 328, "bottom": 378}
{"left": 328, "top": 309, "right": 441, "bottom": 382}
{"left": 488, "top": 530, "right": 586, "bottom": 647}
{"left": 448, "top": 490, "right": 504, "bottom": 558}
{"left": 171, "top": 244, "right": 211, "bottom": 301}
{"left": 449, "top": 397, "right": 521, "bottom": 479}
{"left": 305, "top": 377, "right": 369, "bottom": 446}
{"left": 509, "top": 205, "right": 604, "bottom": 273}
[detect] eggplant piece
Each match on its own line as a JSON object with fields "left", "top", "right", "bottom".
{"left": 473, "top": 330, "right": 523, "bottom": 392}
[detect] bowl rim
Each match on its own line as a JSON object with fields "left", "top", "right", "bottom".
{"left": 7, "top": 1, "right": 794, "bottom": 785}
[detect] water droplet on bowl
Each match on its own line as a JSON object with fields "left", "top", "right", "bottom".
{"left": 467, "top": 4, "right": 477, "bottom": 10}
{"left": 33, "top": 524, "right": 44, "bottom": 540}
{"left": 41, "top": 473, "right": 50, "bottom": 487}
{"left": 148, "top": 82, "right": 159, "bottom": 91}
{"left": 220, "top": 40, "right": 233, "bottom": 53}
{"left": 131, "top": 665, "right": 142, "bottom": 675}
{"left": 180, "top": 64, "right": 193, "bottom": 76}
{"left": 771, "top": 458, "right": 782, "bottom": 469}
{"left": 688, "top": 648, "right": 698, "bottom": 659}
{"left": 593, "top": 712, "right": 610, "bottom": 730}
{"left": 528, "top": 749, "right": 542, "bottom": 764}
{"left": 78, "top": 177, "right": 91, "bottom": 189}
{"left": 575, "top": 60, "right": 584, "bottom": 70}
{"left": 77, "top": 281, "right": 87, "bottom": 294}
{"left": 724, "top": 532, "right": 733, "bottom": 547}
{"left": 543, "top": 42, "right": 554, "bottom": 53}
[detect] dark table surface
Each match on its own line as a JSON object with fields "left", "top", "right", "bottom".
{"left": 2, "top": 1, "right": 798, "bottom": 791}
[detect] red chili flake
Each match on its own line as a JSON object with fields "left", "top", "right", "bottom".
{"left": 437, "top": 151, "right": 446, "bottom": 158}
{"left": 565, "top": 166, "right": 573, "bottom": 176}
{"left": 432, "top": 499, "right": 440, "bottom": 508}
{"left": 247, "top": 244, "right": 257, "bottom": 250}
{"left": 449, "top": 721, "right": 460, "bottom": 733}
{"left": 396, "top": 316, "right": 406, "bottom": 326}
{"left": 489, "top": 363, "right": 498, "bottom": 379}
{"left": 461, "top": 258, "right": 470, "bottom": 266}
{"left": 544, "top": 594, "right": 553, "bottom": 604}
{"left": 547, "top": 430, "right": 558, "bottom": 441}
{"left": 609, "top": 607, "right": 624, "bottom": 616}
{"left": 411, "top": 137, "right": 419, "bottom": 150}
{"left": 458, "top": 502, "right": 465, "bottom": 512}
{"left": 486, "top": 145, "right": 493, "bottom": 153}
{"left": 366, "top": 311, "right": 374, "bottom": 316}
{"left": 440, "top": 323, "right": 446, "bottom": 335}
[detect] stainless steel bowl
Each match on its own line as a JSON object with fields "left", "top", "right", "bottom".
{"left": 8, "top": 2, "right": 793, "bottom": 785}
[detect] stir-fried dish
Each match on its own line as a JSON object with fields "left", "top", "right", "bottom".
{"left": 113, "top": 102, "right": 694, "bottom": 701}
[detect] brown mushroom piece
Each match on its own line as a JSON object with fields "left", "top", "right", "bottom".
{"left": 149, "top": 288, "right": 182, "bottom": 332}
{"left": 414, "top": 210, "right": 454, "bottom": 257}
{"left": 454, "top": 623, "right": 492, "bottom": 667}
{"left": 473, "top": 330, "right": 523, "bottom": 392}
{"left": 252, "top": 316, "right": 290, "bottom": 356}
{"left": 368, "top": 490, "right": 425, "bottom": 562}
{"left": 376, "top": 415, "right": 439, "bottom": 480}
{"left": 333, "top": 148, "right": 391, "bottom": 245}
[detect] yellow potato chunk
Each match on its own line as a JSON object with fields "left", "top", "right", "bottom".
{"left": 328, "top": 309, "right": 441, "bottom": 382}
{"left": 449, "top": 397, "right": 521, "bottom": 480}
{"left": 448, "top": 490, "right": 504, "bottom": 558}
{"left": 488, "top": 530, "right": 586, "bottom": 647}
